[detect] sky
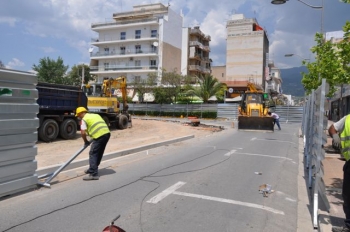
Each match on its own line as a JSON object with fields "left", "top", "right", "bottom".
{"left": 0, "top": 0, "right": 349, "bottom": 73}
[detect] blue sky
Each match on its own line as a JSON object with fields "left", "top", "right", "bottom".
{"left": 1, "top": 0, "right": 349, "bottom": 73}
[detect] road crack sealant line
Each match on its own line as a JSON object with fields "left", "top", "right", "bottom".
{"left": 2, "top": 147, "right": 232, "bottom": 232}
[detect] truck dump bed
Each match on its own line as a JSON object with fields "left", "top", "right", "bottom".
{"left": 37, "top": 82, "right": 87, "bottom": 114}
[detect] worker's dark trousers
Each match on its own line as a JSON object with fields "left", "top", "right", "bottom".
{"left": 88, "top": 133, "right": 110, "bottom": 176}
{"left": 343, "top": 160, "right": 350, "bottom": 228}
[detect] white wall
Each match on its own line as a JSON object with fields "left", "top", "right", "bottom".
{"left": 162, "top": 8, "right": 183, "bottom": 49}
{"left": 181, "top": 27, "right": 189, "bottom": 75}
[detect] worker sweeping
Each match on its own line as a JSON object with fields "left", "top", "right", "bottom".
{"left": 75, "top": 107, "right": 111, "bottom": 180}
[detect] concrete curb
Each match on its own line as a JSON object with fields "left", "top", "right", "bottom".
{"left": 36, "top": 135, "right": 194, "bottom": 185}
{"left": 297, "top": 131, "right": 315, "bottom": 231}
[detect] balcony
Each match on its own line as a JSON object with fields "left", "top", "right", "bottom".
{"left": 189, "top": 41, "right": 210, "bottom": 52}
{"left": 90, "top": 48, "right": 158, "bottom": 58}
{"left": 90, "top": 36, "right": 158, "bottom": 46}
{"left": 90, "top": 65, "right": 159, "bottom": 73}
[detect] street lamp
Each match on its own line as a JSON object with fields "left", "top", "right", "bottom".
{"left": 284, "top": 53, "right": 310, "bottom": 61}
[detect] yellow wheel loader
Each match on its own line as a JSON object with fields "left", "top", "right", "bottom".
{"left": 237, "top": 83, "right": 274, "bottom": 131}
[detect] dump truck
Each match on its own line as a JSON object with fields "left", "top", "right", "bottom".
{"left": 38, "top": 77, "right": 131, "bottom": 142}
{"left": 36, "top": 82, "right": 87, "bottom": 142}
{"left": 237, "top": 82, "right": 274, "bottom": 131}
{"left": 83, "top": 76, "right": 132, "bottom": 129}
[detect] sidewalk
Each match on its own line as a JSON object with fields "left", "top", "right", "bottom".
{"left": 319, "top": 121, "right": 346, "bottom": 231}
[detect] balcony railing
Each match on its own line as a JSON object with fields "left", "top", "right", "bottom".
{"left": 189, "top": 41, "right": 210, "bottom": 52}
{"left": 90, "top": 48, "right": 158, "bottom": 57}
{"left": 90, "top": 65, "right": 159, "bottom": 72}
{"left": 91, "top": 35, "right": 159, "bottom": 43}
{"left": 91, "top": 18, "right": 158, "bottom": 29}
{"left": 188, "top": 65, "right": 210, "bottom": 73}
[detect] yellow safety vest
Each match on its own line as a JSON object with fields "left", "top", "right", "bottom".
{"left": 341, "top": 115, "right": 350, "bottom": 161}
{"left": 82, "top": 113, "right": 110, "bottom": 139}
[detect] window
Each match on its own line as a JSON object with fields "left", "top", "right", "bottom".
{"left": 120, "top": 32, "right": 126, "bottom": 40}
{"left": 151, "top": 45, "right": 157, "bottom": 53}
{"left": 135, "top": 30, "right": 141, "bottom": 39}
{"left": 104, "top": 62, "right": 109, "bottom": 70}
{"left": 135, "top": 60, "right": 141, "bottom": 66}
{"left": 104, "top": 48, "right": 109, "bottom": 55}
{"left": 150, "top": 60, "right": 156, "bottom": 66}
{"left": 134, "top": 76, "right": 141, "bottom": 82}
{"left": 151, "top": 30, "right": 157, "bottom": 38}
{"left": 135, "top": 45, "right": 141, "bottom": 53}
{"left": 120, "top": 46, "right": 125, "bottom": 55}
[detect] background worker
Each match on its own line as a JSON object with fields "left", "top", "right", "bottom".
{"left": 267, "top": 112, "right": 281, "bottom": 130}
{"left": 75, "top": 107, "right": 110, "bottom": 181}
{"left": 329, "top": 116, "right": 350, "bottom": 232}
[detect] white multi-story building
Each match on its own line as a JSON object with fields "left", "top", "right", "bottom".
{"left": 89, "top": 3, "right": 183, "bottom": 85}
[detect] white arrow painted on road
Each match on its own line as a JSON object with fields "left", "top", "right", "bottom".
{"left": 147, "top": 181, "right": 285, "bottom": 215}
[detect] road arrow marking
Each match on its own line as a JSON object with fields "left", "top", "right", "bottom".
{"left": 147, "top": 181, "right": 285, "bottom": 215}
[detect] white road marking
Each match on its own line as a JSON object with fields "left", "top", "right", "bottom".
{"left": 234, "top": 152, "right": 294, "bottom": 161}
{"left": 172, "top": 191, "right": 285, "bottom": 215}
{"left": 147, "top": 182, "right": 186, "bottom": 204}
{"left": 147, "top": 181, "right": 284, "bottom": 215}
{"left": 224, "top": 150, "right": 236, "bottom": 156}
{"left": 251, "top": 137, "right": 257, "bottom": 141}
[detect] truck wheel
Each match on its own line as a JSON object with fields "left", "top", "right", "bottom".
{"left": 102, "top": 116, "right": 110, "bottom": 127}
{"left": 39, "top": 119, "right": 59, "bottom": 142}
{"left": 59, "top": 119, "right": 77, "bottom": 140}
{"left": 118, "top": 115, "right": 128, "bottom": 129}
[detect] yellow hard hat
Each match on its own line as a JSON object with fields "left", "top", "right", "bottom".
{"left": 75, "top": 107, "right": 88, "bottom": 117}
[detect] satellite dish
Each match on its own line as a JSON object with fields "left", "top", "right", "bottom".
{"left": 153, "top": 41, "right": 159, "bottom": 47}
{"left": 88, "top": 47, "right": 94, "bottom": 53}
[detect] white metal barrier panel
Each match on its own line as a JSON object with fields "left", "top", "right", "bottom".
{"left": 301, "top": 79, "right": 330, "bottom": 229}
{"left": 0, "top": 69, "right": 39, "bottom": 197}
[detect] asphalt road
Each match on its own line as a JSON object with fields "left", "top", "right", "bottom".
{"left": 0, "top": 123, "right": 301, "bottom": 232}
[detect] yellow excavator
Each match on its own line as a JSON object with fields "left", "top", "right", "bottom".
{"left": 237, "top": 82, "right": 274, "bottom": 131}
{"left": 83, "top": 76, "right": 131, "bottom": 129}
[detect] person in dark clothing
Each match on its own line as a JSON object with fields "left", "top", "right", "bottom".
{"left": 329, "top": 115, "right": 350, "bottom": 232}
{"left": 76, "top": 107, "right": 110, "bottom": 181}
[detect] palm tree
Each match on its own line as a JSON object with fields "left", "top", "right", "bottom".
{"left": 186, "top": 74, "right": 226, "bottom": 103}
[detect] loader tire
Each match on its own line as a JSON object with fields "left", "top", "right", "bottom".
{"left": 118, "top": 115, "right": 128, "bottom": 130}
{"left": 39, "top": 119, "right": 59, "bottom": 142}
{"left": 59, "top": 119, "right": 77, "bottom": 140}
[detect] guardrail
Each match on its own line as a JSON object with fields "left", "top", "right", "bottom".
{"left": 301, "top": 79, "right": 330, "bottom": 229}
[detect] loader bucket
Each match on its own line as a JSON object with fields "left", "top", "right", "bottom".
{"left": 238, "top": 116, "right": 274, "bottom": 131}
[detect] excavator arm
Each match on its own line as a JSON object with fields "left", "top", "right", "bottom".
{"left": 103, "top": 77, "right": 129, "bottom": 113}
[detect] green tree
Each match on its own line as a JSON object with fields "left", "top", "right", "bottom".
{"left": 186, "top": 74, "right": 226, "bottom": 103}
{"left": 302, "top": 21, "right": 350, "bottom": 96}
{"left": 160, "top": 70, "right": 184, "bottom": 103}
{"left": 33, "top": 57, "right": 69, "bottom": 84}
{"left": 65, "top": 64, "right": 94, "bottom": 86}
{"left": 341, "top": 0, "right": 350, "bottom": 3}
{"left": 130, "top": 73, "right": 157, "bottom": 102}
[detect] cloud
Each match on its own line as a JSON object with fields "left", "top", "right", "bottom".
{"left": 41, "top": 47, "right": 56, "bottom": 53}
{"left": 6, "top": 58, "right": 25, "bottom": 69}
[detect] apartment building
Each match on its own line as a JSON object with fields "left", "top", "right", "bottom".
{"left": 89, "top": 3, "right": 183, "bottom": 85}
{"left": 181, "top": 26, "right": 211, "bottom": 79}
{"left": 225, "top": 14, "right": 269, "bottom": 97}
{"left": 266, "top": 60, "right": 282, "bottom": 95}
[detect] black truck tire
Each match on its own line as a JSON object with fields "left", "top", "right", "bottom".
{"left": 59, "top": 119, "right": 77, "bottom": 140}
{"left": 39, "top": 119, "right": 59, "bottom": 142}
{"left": 118, "top": 115, "right": 128, "bottom": 129}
